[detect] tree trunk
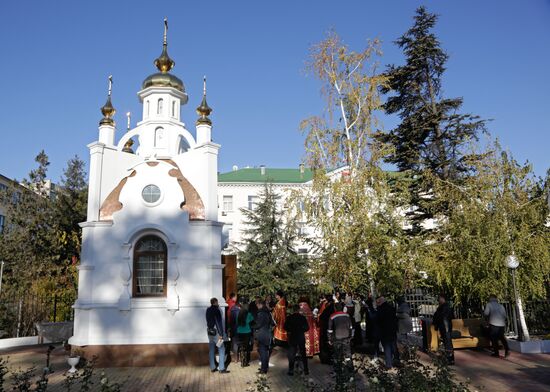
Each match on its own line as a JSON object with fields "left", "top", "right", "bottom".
{"left": 512, "top": 268, "right": 530, "bottom": 341}
{"left": 516, "top": 295, "right": 530, "bottom": 342}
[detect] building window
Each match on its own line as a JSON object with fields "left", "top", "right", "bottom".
{"left": 172, "top": 100, "right": 176, "bottom": 117}
{"left": 247, "top": 195, "right": 259, "bottom": 210}
{"left": 222, "top": 224, "right": 233, "bottom": 249}
{"left": 157, "top": 98, "right": 163, "bottom": 114}
{"left": 154, "top": 127, "right": 165, "bottom": 147}
{"left": 133, "top": 235, "right": 167, "bottom": 297}
{"left": 223, "top": 195, "right": 233, "bottom": 212}
{"left": 146, "top": 100, "right": 150, "bottom": 117}
{"left": 12, "top": 191, "right": 21, "bottom": 204}
{"left": 0, "top": 215, "right": 5, "bottom": 234}
{"left": 142, "top": 184, "right": 161, "bottom": 203}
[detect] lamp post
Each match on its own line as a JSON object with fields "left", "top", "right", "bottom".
{"left": 505, "top": 253, "right": 530, "bottom": 341}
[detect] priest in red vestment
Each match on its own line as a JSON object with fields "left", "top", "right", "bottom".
{"left": 273, "top": 290, "right": 288, "bottom": 344}
{"left": 299, "top": 298, "right": 320, "bottom": 357}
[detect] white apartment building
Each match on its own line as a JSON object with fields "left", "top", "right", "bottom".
{"left": 216, "top": 165, "right": 349, "bottom": 256}
{"left": 0, "top": 174, "right": 56, "bottom": 234}
{"left": 217, "top": 165, "right": 314, "bottom": 254}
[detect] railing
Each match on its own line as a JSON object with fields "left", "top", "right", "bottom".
{"left": 404, "top": 288, "right": 438, "bottom": 333}
{"left": 0, "top": 291, "right": 75, "bottom": 338}
{"left": 403, "top": 288, "right": 550, "bottom": 337}
{"left": 522, "top": 300, "right": 550, "bottom": 336}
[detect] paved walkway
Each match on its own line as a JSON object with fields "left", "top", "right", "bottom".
{"left": 1, "top": 344, "right": 549, "bottom": 391}
{"left": 448, "top": 349, "right": 550, "bottom": 392}
{"left": 2, "top": 345, "right": 333, "bottom": 392}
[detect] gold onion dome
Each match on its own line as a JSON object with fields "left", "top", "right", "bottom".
{"left": 196, "top": 77, "right": 212, "bottom": 125}
{"left": 100, "top": 75, "right": 116, "bottom": 126}
{"left": 142, "top": 18, "right": 185, "bottom": 93}
{"left": 122, "top": 138, "right": 134, "bottom": 154}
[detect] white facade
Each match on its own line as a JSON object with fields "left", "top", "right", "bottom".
{"left": 70, "top": 28, "right": 224, "bottom": 349}
{"left": 217, "top": 167, "right": 315, "bottom": 255}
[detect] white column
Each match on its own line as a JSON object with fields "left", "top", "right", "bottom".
{"left": 86, "top": 142, "right": 105, "bottom": 221}
{"left": 98, "top": 124, "right": 115, "bottom": 146}
{"left": 196, "top": 123, "right": 212, "bottom": 145}
{"left": 195, "top": 142, "right": 220, "bottom": 221}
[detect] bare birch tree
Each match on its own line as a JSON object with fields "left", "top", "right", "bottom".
{"left": 299, "top": 32, "right": 419, "bottom": 294}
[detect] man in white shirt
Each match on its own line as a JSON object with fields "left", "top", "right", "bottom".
{"left": 484, "top": 294, "right": 510, "bottom": 358}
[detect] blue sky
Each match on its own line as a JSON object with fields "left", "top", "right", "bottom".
{"left": 0, "top": 0, "right": 548, "bottom": 181}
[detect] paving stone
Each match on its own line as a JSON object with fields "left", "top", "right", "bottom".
{"left": 1, "top": 344, "right": 548, "bottom": 391}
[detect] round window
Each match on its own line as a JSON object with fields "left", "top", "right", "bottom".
{"left": 142, "top": 184, "right": 161, "bottom": 203}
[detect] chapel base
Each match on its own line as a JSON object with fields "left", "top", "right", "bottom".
{"left": 73, "top": 343, "right": 210, "bottom": 367}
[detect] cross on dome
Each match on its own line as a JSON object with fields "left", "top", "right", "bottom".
{"left": 142, "top": 18, "right": 184, "bottom": 92}
{"left": 154, "top": 18, "right": 175, "bottom": 73}
{"left": 196, "top": 76, "right": 212, "bottom": 126}
{"left": 100, "top": 75, "right": 116, "bottom": 126}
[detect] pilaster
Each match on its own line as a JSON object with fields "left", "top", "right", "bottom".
{"left": 86, "top": 142, "right": 106, "bottom": 221}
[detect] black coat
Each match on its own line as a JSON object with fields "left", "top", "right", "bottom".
{"left": 206, "top": 305, "right": 224, "bottom": 336}
{"left": 433, "top": 302, "right": 453, "bottom": 333}
{"left": 366, "top": 307, "right": 380, "bottom": 340}
{"left": 249, "top": 301, "right": 258, "bottom": 319}
{"left": 284, "top": 312, "right": 309, "bottom": 344}
{"left": 253, "top": 308, "right": 273, "bottom": 344}
{"left": 377, "top": 302, "right": 397, "bottom": 343}
{"left": 320, "top": 302, "right": 335, "bottom": 332}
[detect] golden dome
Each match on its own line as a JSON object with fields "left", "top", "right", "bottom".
{"left": 196, "top": 77, "right": 212, "bottom": 125}
{"left": 99, "top": 76, "right": 116, "bottom": 126}
{"left": 122, "top": 138, "right": 134, "bottom": 154}
{"left": 142, "top": 18, "right": 185, "bottom": 93}
{"left": 154, "top": 46, "right": 175, "bottom": 73}
{"left": 142, "top": 72, "right": 184, "bottom": 91}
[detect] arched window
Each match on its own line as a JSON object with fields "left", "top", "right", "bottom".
{"left": 145, "top": 100, "right": 150, "bottom": 118}
{"left": 133, "top": 235, "right": 167, "bottom": 297}
{"left": 157, "top": 98, "right": 163, "bottom": 115}
{"left": 154, "top": 127, "right": 165, "bottom": 147}
{"left": 171, "top": 100, "right": 176, "bottom": 117}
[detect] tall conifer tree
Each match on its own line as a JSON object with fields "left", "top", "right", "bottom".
{"left": 378, "top": 6, "right": 487, "bottom": 232}
{"left": 0, "top": 151, "right": 57, "bottom": 291}
{"left": 237, "top": 183, "right": 309, "bottom": 298}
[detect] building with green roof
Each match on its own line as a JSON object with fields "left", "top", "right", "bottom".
{"left": 218, "top": 166, "right": 314, "bottom": 184}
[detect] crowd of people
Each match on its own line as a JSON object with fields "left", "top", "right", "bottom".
{"left": 205, "top": 290, "right": 415, "bottom": 374}
{"left": 205, "top": 290, "right": 511, "bottom": 374}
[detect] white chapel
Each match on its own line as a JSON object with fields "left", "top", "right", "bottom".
{"left": 69, "top": 19, "right": 224, "bottom": 366}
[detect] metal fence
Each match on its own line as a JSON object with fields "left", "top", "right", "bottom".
{"left": 403, "top": 288, "right": 550, "bottom": 337}
{"left": 404, "top": 288, "right": 438, "bottom": 333}
{"left": 522, "top": 300, "right": 550, "bottom": 336}
{"left": 0, "top": 291, "right": 75, "bottom": 338}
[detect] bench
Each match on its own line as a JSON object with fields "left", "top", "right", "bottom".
{"left": 426, "top": 318, "right": 490, "bottom": 351}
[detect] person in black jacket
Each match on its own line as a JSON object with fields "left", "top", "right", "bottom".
{"left": 376, "top": 296, "right": 399, "bottom": 369}
{"left": 249, "top": 296, "right": 261, "bottom": 320}
{"left": 319, "top": 294, "right": 335, "bottom": 364}
{"left": 432, "top": 294, "right": 455, "bottom": 364}
{"left": 253, "top": 300, "right": 274, "bottom": 374}
{"left": 284, "top": 304, "right": 310, "bottom": 375}
{"left": 365, "top": 297, "right": 381, "bottom": 358}
{"left": 328, "top": 302, "right": 354, "bottom": 365}
{"left": 205, "top": 298, "right": 230, "bottom": 373}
